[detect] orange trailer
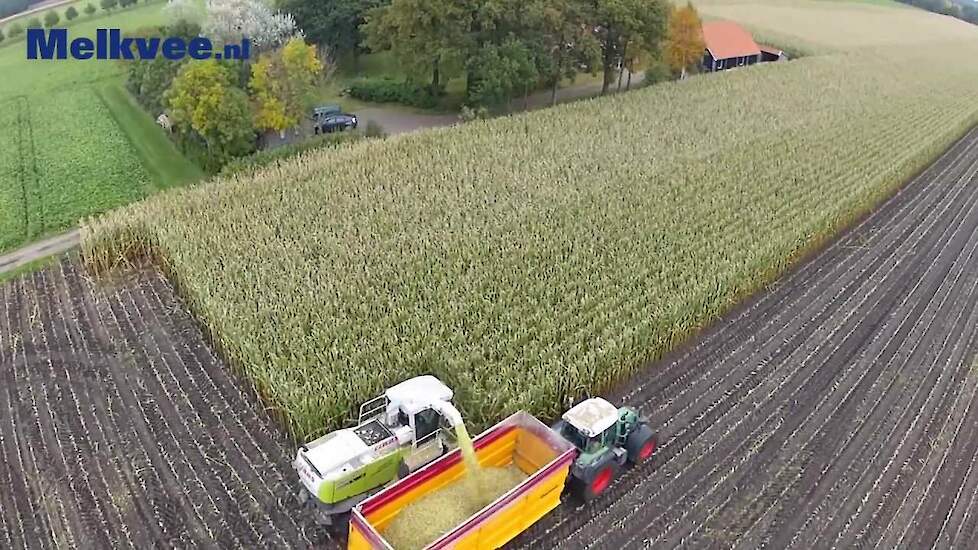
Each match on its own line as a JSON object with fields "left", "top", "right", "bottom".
{"left": 348, "top": 411, "right": 576, "bottom": 550}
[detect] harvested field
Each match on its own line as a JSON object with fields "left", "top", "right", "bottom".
{"left": 512, "top": 127, "right": 978, "bottom": 549}
{"left": 0, "top": 258, "right": 334, "bottom": 549}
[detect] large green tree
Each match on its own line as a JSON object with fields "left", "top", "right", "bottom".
{"left": 362, "top": 0, "right": 469, "bottom": 92}
{"left": 592, "top": 0, "right": 669, "bottom": 95}
{"left": 526, "top": 0, "right": 601, "bottom": 106}
{"left": 466, "top": 38, "right": 539, "bottom": 108}
{"left": 279, "top": 0, "right": 387, "bottom": 66}
{"left": 126, "top": 21, "right": 201, "bottom": 113}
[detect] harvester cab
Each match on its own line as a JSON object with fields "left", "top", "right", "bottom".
{"left": 294, "top": 375, "right": 463, "bottom": 524}
{"left": 553, "top": 397, "right": 657, "bottom": 500}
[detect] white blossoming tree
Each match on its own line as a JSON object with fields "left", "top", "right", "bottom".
{"left": 203, "top": 0, "right": 302, "bottom": 51}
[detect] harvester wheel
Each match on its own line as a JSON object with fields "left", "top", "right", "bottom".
{"left": 626, "top": 424, "right": 657, "bottom": 465}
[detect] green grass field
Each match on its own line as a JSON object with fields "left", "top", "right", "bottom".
{"left": 98, "top": 83, "right": 204, "bottom": 190}
{"left": 0, "top": 1, "right": 200, "bottom": 253}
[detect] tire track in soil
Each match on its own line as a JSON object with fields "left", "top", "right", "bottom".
{"left": 1, "top": 280, "right": 57, "bottom": 550}
{"left": 63, "top": 261, "right": 208, "bottom": 549}
{"left": 139, "top": 270, "right": 329, "bottom": 548}
{"left": 0, "top": 259, "right": 333, "bottom": 548}
{"left": 512, "top": 128, "right": 978, "bottom": 549}
{"left": 52, "top": 260, "right": 157, "bottom": 548}
{"left": 33, "top": 267, "right": 118, "bottom": 549}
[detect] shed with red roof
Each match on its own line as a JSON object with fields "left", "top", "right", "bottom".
{"left": 701, "top": 21, "right": 762, "bottom": 72}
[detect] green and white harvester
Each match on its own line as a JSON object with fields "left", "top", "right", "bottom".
{"left": 293, "top": 376, "right": 464, "bottom": 525}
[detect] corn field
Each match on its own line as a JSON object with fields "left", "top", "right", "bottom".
{"left": 82, "top": 2, "right": 978, "bottom": 440}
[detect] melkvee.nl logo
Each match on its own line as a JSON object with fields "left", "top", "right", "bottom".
{"left": 26, "top": 28, "right": 251, "bottom": 61}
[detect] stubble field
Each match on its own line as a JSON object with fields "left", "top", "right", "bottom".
{"left": 0, "top": 258, "right": 332, "bottom": 548}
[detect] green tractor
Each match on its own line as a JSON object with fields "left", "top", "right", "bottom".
{"left": 552, "top": 397, "right": 658, "bottom": 500}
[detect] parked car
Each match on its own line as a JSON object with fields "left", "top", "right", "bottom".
{"left": 316, "top": 113, "right": 358, "bottom": 134}
{"left": 311, "top": 104, "right": 342, "bottom": 120}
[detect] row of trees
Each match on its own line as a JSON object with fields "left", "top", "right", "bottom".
{"left": 0, "top": 0, "right": 140, "bottom": 45}
{"left": 281, "top": 0, "right": 705, "bottom": 108}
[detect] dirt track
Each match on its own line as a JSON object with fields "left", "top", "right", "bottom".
{"left": 0, "top": 259, "right": 333, "bottom": 549}
{"left": 512, "top": 128, "right": 978, "bottom": 549}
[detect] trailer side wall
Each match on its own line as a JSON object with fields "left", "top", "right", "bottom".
{"left": 349, "top": 412, "right": 575, "bottom": 550}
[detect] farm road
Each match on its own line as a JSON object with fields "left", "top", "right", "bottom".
{"left": 513, "top": 127, "right": 978, "bottom": 548}
{"left": 0, "top": 230, "right": 79, "bottom": 276}
{"left": 358, "top": 70, "right": 645, "bottom": 136}
{"left": 0, "top": 258, "right": 334, "bottom": 549}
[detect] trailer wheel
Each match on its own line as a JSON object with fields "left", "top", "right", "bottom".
{"left": 626, "top": 424, "right": 657, "bottom": 465}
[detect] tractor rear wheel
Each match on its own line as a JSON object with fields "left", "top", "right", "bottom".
{"left": 626, "top": 424, "right": 657, "bottom": 465}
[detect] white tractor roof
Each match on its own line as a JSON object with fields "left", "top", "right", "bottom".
{"left": 562, "top": 397, "right": 619, "bottom": 438}
{"left": 385, "top": 375, "right": 454, "bottom": 416}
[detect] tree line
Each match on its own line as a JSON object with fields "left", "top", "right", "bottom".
{"left": 0, "top": 0, "right": 136, "bottom": 46}
{"left": 281, "top": 0, "right": 706, "bottom": 108}
{"left": 126, "top": 0, "right": 704, "bottom": 170}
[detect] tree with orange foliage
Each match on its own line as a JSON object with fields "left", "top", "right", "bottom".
{"left": 251, "top": 37, "right": 322, "bottom": 134}
{"left": 665, "top": 2, "right": 705, "bottom": 80}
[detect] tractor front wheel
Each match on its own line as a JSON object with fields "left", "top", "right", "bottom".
{"left": 573, "top": 464, "right": 617, "bottom": 502}
{"left": 626, "top": 424, "right": 657, "bottom": 465}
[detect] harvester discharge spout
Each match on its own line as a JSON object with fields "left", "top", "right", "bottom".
{"left": 432, "top": 400, "right": 464, "bottom": 428}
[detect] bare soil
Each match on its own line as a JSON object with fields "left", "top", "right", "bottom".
{"left": 510, "top": 128, "right": 978, "bottom": 549}
{"left": 0, "top": 258, "right": 337, "bottom": 549}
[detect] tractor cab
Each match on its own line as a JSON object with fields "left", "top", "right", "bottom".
{"left": 554, "top": 397, "right": 657, "bottom": 500}
{"left": 558, "top": 397, "right": 623, "bottom": 456}
{"left": 294, "top": 375, "right": 463, "bottom": 524}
